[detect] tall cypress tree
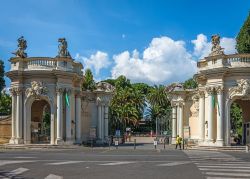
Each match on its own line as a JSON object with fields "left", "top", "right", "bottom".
{"left": 0, "top": 60, "right": 5, "bottom": 92}
{"left": 236, "top": 13, "right": 250, "bottom": 53}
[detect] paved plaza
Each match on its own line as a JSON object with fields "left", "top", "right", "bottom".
{"left": 1, "top": 146, "right": 250, "bottom": 179}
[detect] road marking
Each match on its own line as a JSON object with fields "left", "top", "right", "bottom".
{"left": 200, "top": 168, "right": 250, "bottom": 172}
{"left": 0, "top": 160, "right": 35, "bottom": 166}
{"left": 44, "top": 174, "right": 63, "bottom": 179}
{"left": 198, "top": 165, "right": 250, "bottom": 169}
{"left": 99, "top": 161, "right": 136, "bottom": 166}
{"left": 2, "top": 167, "right": 29, "bottom": 178}
{"left": 47, "top": 161, "right": 84, "bottom": 165}
{"left": 197, "top": 163, "right": 250, "bottom": 166}
{"left": 14, "top": 156, "right": 37, "bottom": 159}
{"left": 157, "top": 161, "right": 191, "bottom": 167}
{"left": 205, "top": 172, "right": 250, "bottom": 177}
{"left": 206, "top": 177, "right": 247, "bottom": 179}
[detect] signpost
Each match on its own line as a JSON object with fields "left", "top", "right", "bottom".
{"left": 154, "top": 139, "right": 157, "bottom": 149}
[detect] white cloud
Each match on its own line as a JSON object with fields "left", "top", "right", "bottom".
{"left": 111, "top": 36, "right": 197, "bottom": 84}
{"left": 192, "top": 33, "right": 236, "bottom": 59}
{"left": 75, "top": 51, "right": 110, "bottom": 75}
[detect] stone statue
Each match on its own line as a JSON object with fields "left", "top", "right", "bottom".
{"left": 26, "top": 81, "right": 48, "bottom": 98}
{"left": 12, "top": 36, "right": 27, "bottom": 58}
{"left": 209, "top": 34, "right": 224, "bottom": 56}
{"left": 57, "top": 38, "right": 71, "bottom": 58}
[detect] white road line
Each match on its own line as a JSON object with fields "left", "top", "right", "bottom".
{"left": 205, "top": 172, "right": 250, "bottom": 177}
{"left": 198, "top": 165, "right": 250, "bottom": 169}
{"left": 200, "top": 168, "right": 250, "bottom": 172}
{"left": 197, "top": 163, "right": 250, "bottom": 166}
{"left": 206, "top": 177, "right": 247, "bottom": 179}
{"left": 0, "top": 160, "right": 35, "bottom": 166}
{"left": 10, "top": 167, "right": 29, "bottom": 175}
{"left": 14, "top": 156, "right": 37, "bottom": 159}
{"left": 47, "top": 161, "right": 84, "bottom": 165}
{"left": 157, "top": 161, "right": 192, "bottom": 167}
{"left": 44, "top": 174, "right": 63, "bottom": 179}
{"left": 99, "top": 161, "right": 136, "bottom": 166}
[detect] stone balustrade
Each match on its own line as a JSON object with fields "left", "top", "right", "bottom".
{"left": 197, "top": 54, "right": 250, "bottom": 72}
{"left": 9, "top": 57, "right": 83, "bottom": 75}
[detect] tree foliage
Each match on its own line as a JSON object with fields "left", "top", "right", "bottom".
{"left": 0, "top": 91, "right": 11, "bottom": 115}
{"left": 82, "top": 68, "right": 96, "bottom": 91}
{"left": 0, "top": 60, "right": 5, "bottom": 92}
{"left": 236, "top": 13, "right": 250, "bottom": 53}
{"left": 230, "top": 103, "right": 243, "bottom": 137}
{"left": 183, "top": 78, "right": 198, "bottom": 89}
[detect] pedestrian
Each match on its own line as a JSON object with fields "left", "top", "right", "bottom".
{"left": 175, "top": 135, "right": 182, "bottom": 150}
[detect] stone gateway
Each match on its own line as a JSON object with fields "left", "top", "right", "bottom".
{"left": 7, "top": 37, "right": 114, "bottom": 145}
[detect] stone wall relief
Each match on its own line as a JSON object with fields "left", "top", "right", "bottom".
{"left": 229, "top": 79, "right": 250, "bottom": 99}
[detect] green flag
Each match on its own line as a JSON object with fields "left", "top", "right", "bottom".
{"left": 212, "top": 95, "right": 216, "bottom": 108}
{"left": 217, "top": 96, "right": 220, "bottom": 116}
{"left": 65, "top": 92, "right": 70, "bottom": 107}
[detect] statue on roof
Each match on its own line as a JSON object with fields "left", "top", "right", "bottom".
{"left": 12, "top": 36, "right": 27, "bottom": 58}
{"left": 209, "top": 34, "right": 224, "bottom": 56}
{"left": 57, "top": 38, "right": 71, "bottom": 58}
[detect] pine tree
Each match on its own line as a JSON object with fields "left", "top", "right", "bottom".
{"left": 236, "top": 13, "right": 250, "bottom": 53}
{"left": 82, "top": 68, "right": 96, "bottom": 91}
{"left": 0, "top": 60, "right": 5, "bottom": 92}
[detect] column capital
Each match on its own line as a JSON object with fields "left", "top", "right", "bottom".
{"left": 177, "top": 101, "right": 185, "bottom": 107}
{"left": 215, "top": 86, "right": 224, "bottom": 95}
{"left": 206, "top": 87, "right": 214, "bottom": 95}
{"left": 15, "top": 88, "right": 23, "bottom": 96}
{"left": 9, "top": 88, "right": 16, "bottom": 96}
{"left": 198, "top": 91, "right": 205, "bottom": 98}
{"left": 56, "top": 87, "right": 64, "bottom": 95}
{"left": 65, "top": 88, "right": 72, "bottom": 94}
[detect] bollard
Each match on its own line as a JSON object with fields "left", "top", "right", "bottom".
{"left": 91, "top": 139, "right": 93, "bottom": 148}
{"left": 115, "top": 140, "right": 119, "bottom": 149}
{"left": 246, "top": 145, "right": 249, "bottom": 153}
{"left": 164, "top": 140, "right": 166, "bottom": 150}
{"left": 182, "top": 140, "right": 185, "bottom": 150}
{"left": 109, "top": 138, "right": 111, "bottom": 150}
{"left": 154, "top": 140, "right": 157, "bottom": 149}
{"left": 134, "top": 139, "right": 136, "bottom": 150}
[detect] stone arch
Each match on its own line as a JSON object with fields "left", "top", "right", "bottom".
{"left": 24, "top": 95, "right": 55, "bottom": 144}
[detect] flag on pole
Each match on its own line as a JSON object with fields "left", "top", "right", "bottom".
{"left": 65, "top": 92, "right": 70, "bottom": 107}
{"left": 217, "top": 95, "right": 220, "bottom": 116}
{"left": 212, "top": 95, "right": 216, "bottom": 108}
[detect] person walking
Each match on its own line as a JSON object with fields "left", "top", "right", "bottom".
{"left": 175, "top": 135, "right": 182, "bottom": 150}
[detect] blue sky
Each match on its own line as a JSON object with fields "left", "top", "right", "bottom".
{"left": 0, "top": 0, "right": 249, "bottom": 86}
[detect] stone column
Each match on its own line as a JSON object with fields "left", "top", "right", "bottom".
{"left": 75, "top": 93, "right": 81, "bottom": 143}
{"left": 207, "top": 87, "right": 214, "bottom": 142}
{"left": 98, "top": 104, "right": 102, "bottom": 140}
{"left": 171, "top": 105, "right": 177, "bottom": 144}
{"left": 178, "top": 103, "right": 184, "bottom": 138}
{"left": 15, "top": 88, "right": 23, "bottom": 144}
{"left": 9, "top": 88, "right": 16, "bottom": 144}
{"left": 65, "top": 89, "right": 72, "bottom": 143}
{"left": 199, "top": 91, "right": 205, "bottom": 142}
{"left": 216, "top": 87, "right": 224, "bottom": 146}
{"left": 56, "top": 88, "right": 63, "bottom": 144}
{"left": 104, "top": 106, "right": 109, "bottom": 139}
{"left": 50, "top": 113, "right": 55, "bottom": 145}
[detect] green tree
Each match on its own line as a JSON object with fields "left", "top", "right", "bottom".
{"left": 146, "top": 85, "right": 171, "bottom": 135}
{"left": 0, "top": 91, "right": 11, "bottom": 115}
{"left": 236, "top": 13, "right": 250, "bottom": 53}
{"left": 230, "top": 103, "right": 243, "bottom": 137}
{"left": 183, "top": 78, "right": 198, "bottom": 89}
{"left": 109, "top": 76, "right": 146, "bottom": 134}
{"left": 0, "top": 60, "right": 5, "bottom": 92}
{"left": 82, "top": 68, "right": 96, "bottom": 91}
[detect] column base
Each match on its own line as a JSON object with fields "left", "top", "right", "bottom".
{"left": 199, "top": 139, "right": 215, "bottom": 146}
{"left": 65, "top": 139, "right": 73, "bottom": 145}
{"left": 56, "top": 138, "right": 64, "bottom": 145}
{"left": 171, "top": 137, "right": 176, "bottom": 144}
{"left": 74, "top": 139, "right": 82, "bottom": 144}
{"left": 14, "top": 138, "right": 24, "bottom": 144}
{"left": 215, "top": 139, "right": 224, "bottom": 146}
{"left": 9, "top": 138, "right": 16, "bottom": 144}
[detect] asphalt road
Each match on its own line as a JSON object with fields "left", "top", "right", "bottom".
{"left": 0, "top": 145, "right": 250, "bottom": 179}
